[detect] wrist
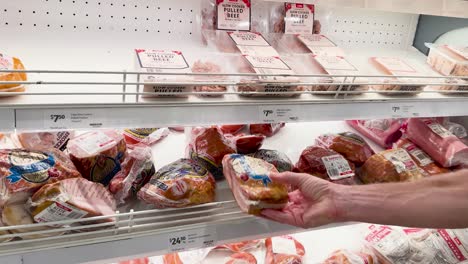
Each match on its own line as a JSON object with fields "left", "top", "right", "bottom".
{"left": 330, "top": 183, "right": 353, "bottom": 222}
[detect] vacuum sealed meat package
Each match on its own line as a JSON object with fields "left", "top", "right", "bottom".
{"left": 443, "top": 121, "right": 468, "bottom": 139}
{"left": 265, "top": 236, "right": 306, "bottom": 264}
{"left": 123, "top": 128, "right": 169, "bottom": 146}
{"left": 250, "top": 149, "right": 293, "bottom": 172}
{"left": 250, "top": 123, "right": 284, "bottom": 137}
{"left": 233, "top": 134, "right": 265, "bottom": 154}
{"left": 393, "top": 137, "right": 449, "bottom": 176}
{"left": 406, "top": 118, "right": 468, "bottom": 167}
{"left": 215, "top": 240, "right": 262, "bottom": 252}
{"left": 346, "top": 119, "right": 403, "bottom": 148}
{"left": 316, "top": 132, "right": 374, "bottom": 165}
{"left": 360, "top": 148, "right": 424, "bottom": 184}
{"left": 188, "top": 127, "right": 236, "bottom": 180}
{"left": 322, "top": 249, "right": 378, "bottom": 264}
{"left": 201, "top": 0, "right": 252, "bottom": 31}
{"left": 0, "top": 149, "right": 81, "bottom": 206}
{"left": 138, "top": 158, "right": 215, "bottom": 208}
{"left": 17, "top": 131, "right": 74, "bottom": 151}
{"left": 222, "top": 154, "right": 288, "bottom": 214}
{"left": 0, "top": 53, "right": 27, "bottom": 93}
{"left": 226, "top": 252, "right": 257, "bottom": 264}
{"left": 219, "top": 124, "right": 246, "bottom": 135}
{"left": 108, "top": 145, "right": 155, "bottom": 204}
{"left": 68, "top": 130, "right": 126, "bottom": 185}
{"left": 427, "top": 44, "right": 468, "bottom": 76}
{"left": 294, "top": 146, "right": 357, "bottom": 185}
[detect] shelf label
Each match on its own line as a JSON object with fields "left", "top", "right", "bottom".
{"left": 167, "top": 227, "right": 217, "bottom": 252}
{"left": 43, "top": 109, "right": 105, "bottom": 130}
{"left": 259, "top": 105, "right": 300, "bottom": 123}
{"left": 390, "top": 104, "right": 421, "bottom": 118}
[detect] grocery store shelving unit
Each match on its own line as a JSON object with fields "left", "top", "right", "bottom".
{"left": 0, "top": 0, "right": 467, "bottom": 263}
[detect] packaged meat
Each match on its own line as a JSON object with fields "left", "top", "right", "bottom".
{"left": 294, "top": 146, "right": 357, "bottom": 185}
{"left": 250, "top": 149, "right": 293, "bottom": 172}
{"left": 160, "top": 248, "right": 213, "bottom": 264}
{"left": 368, "top": 57, "right": 426, "bottom": 94}
{"left": 316, "top": 132, "right": 374, "bottom": 165}
{"left": 0, "top": 149, "right": 81, "bottom": 207}
{"left": 17, "top": 131, "right": 74, "bottom": 151}
{"left": 219, "top": 124, "right": 246, "bottom": 135}
{"left": 226, "top": 252, "right": 257, "bottom": 264}
{"left": 162, "top": 253, "right": 183, "bottom": 264}
{"left": 360, "top": 148, "right": 424, "bottom": 184}
{"left": 138, "top": 158, "right": 215, "bottom": 208}
{"left": 123, "top": 128, "right": 169, "bottom": 146}
{"left": 201, "top": 0, "right": 251, "bottom": 31}
{"left": 0, "top": 133, "right": 20, "bottom": 149}
{"left": 0, "top": 53, "right": 27, "bottom": 93}
{"left": 406, "top": 118, "right": 468, "bottom": 167}
{"left": 265, "top": 33, "right": 311, "bottom": 54}
{"left": 135, "top": 49, "right": 193, "bottom": 98}
{"left": 249, "top": 123, "right": 284, "bottom": 137}
{"left": 118, "top": 258, "right": 149, "bottom": 264}
{"left": 222, "top": 154, "right": 288, "bottom": 214}
{"left": 265, "top": 236, "right": 306, "bottom": 264}
{"left": 429, "top": 78, "right": 468, "bottom": 92}
{"left": 427, "top": 44, "right": 468, "bottom": 76}
{"left": 234, "top": 134, "right": 265, "bottom": 154}
{"left": 68, "top": 130, "right": 126, "bottom": 185}
{"left": 215, "top": 240, "right": 262, "bottom": 252}
{"left": 108, "top": 145, "right": 155, "bottom": 204}
{"left": 346, "top": 119, "right": 403, "bottom": 148}
{"left": 28, "top": 177, "right": 117, "bottom": 224}
{"left": 322, "top": 249, "right": 378, "bottom": 264}
{"left": 268, "top": 3, "right": 316, "bottom": 35}
{"left": 191, "top": 55, "right": 237, "bottom": 96}
{"left": 188, "top": 127, "right": 236, "bottom": 180}
{"left": 393, "top": 137, "right": 449, "bottom": 176}
{"left": 443, "top": 121, "right": 468, "bottom": 139}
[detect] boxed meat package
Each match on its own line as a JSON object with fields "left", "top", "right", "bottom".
{"left": 0, "top": 53, "right": 27, "bottom": 93}
{"left": 188, "top": 127, "right": 236, "bottom": 180}
{"left": 250, "top": 123, "right": 284, "bottom": 137}
{"left": 393, "top": 137, "right": 449, "bottom": 176}
{"left": 316, "top": 132, "right": 374, "bottom": 165}
{"left": 0, "top": 149, "right": 81, "bottom": 206}
{"left": 28, "top": 177, "right": 117, "bottom": 224}
{"left": 427, "top": 44, "right": 468, "bottom": 76}
{"left": 322, "top": 249, "right": 378, "bottom": 264}
{"left": 346, "top": 119, "right": 403, "bottom": 148}
{"left": 68, "top": 130, "right": 126, "bottom": 185}
{"left": 226, "top": 252, "right": 257, "bottom": 264}
{"left": 17, "top": 131, "right": 74, "bottom": 151}
{"left": 250, "top": 149, "right": 293, "bottom": 172}
{"left": 265, "top": 236, "right": 306, "bottom": 264}
{"left": 108, "top": 145, "right": 155, "bottom": 204}
{"left": 294, "top": 146, "right": 357, "bottom": 185}
{"left": 138, "top": 158, "right": 215, "bottom": 208}
{"left": 222, "top": 154, "right": 288, "bottom": 214}
{"left": 406, "top": 118, "right": 468, "bottom": 167}
{"left": 360, "top": 148, "right": 424, "bottom": 184}
{"left": 122, "top": 128, "right": 169, "bottom": 146}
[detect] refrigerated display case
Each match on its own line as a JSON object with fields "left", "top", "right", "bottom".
{"left": 0, "top": 0, "right": 467, "bottom": 263}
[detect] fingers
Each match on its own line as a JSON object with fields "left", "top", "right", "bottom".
{"left": 269, "top": 172, "right": 309, "bottom": 188}
{"left": 260, "top": 209, "right": 298, "bottom": 227}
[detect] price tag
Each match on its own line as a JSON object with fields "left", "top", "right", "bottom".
{"left": 43, "top": 109, "right": 105, "bottom": 130}
{"left": 259, "top": 105, "right": 300, "bottom": 123}
{"left": 167, "top": 227, "right": 217, "bottom": 252}
{"left": 390, "top": 104, "right": 421, "bottom": 118}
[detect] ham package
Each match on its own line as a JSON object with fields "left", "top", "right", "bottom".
{"left": 28, "top": 177, "right": 117, "bottom": 224}
{"left": 108, "top": 145, "right": 155, "bottom": 204}
{"left": 226, "top": 252, "right": 257, "bottom": 264}
{"left": 250, "top": 149, "right": 293, "bottom": 172}
{"left": 68, "top": 130, "right": 127, "bottom": 185}
{"left": 18, "top": 131, "right": 74, "bottom": 151}
{"left": 250, "top": 123, "right": 284, "bottom": 137}
{"left": 188, "top": 127, "right": 236, "bottom": 180}
{"left": 0, "top": 53, "right": 27, "bottom": 93}
{"left": 265, "top": 236, "right": 306, "bottom": 264}
{"left": 322, "top": 249, "right": 378, "bottom": 264}
{"left": 0, "top": 149, "right": 81, "bottom": 206}
{"left": 234, "top": 134, "right": 265, "bottom": 154}
{"left": 394, "top": 137, "right": 449, "bottom": 176}
{"left": 360, "top": 148, "right": 424, "bottom": 184}
{"left": 294, "top": 146, "right": 357, "bottom": 185}
{"left": 122, "top": 128, "right": 169, "bottom": 146}
{"left": 222, "top": 154, "right": 288, "bottom": 215}
{"left": 138, "top": 159, "right": 215, "bottom": 208}
{"left": 347, "top": 119, "right": 403, "bottom": 148}
{"left": 406, "top": 118, "right": 468, "bottom": 167}
{"left": 219, "top": 124, "right": 246, "bottom": 135}
{"left": 316, "top": 132, "right": 374, "bottom": 165}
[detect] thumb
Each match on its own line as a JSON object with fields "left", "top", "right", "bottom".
{"left": 269, "top": 171, "right": 309, "bottom": 188}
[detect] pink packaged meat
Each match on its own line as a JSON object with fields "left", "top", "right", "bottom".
{"left": 406, "top": 118, "right": 468, "bottom": 167}
{"left": 201, "top": 0, "right": 252, "bottom": 32}
{"left": 123, "top": 128, "right": 169, "bottom": 146}
{"left": 347, "top": 119, "right": 403, "bottom": 148}
{"left": 250, "top": 123, "right": 284, "bottom": 137}
{"left": 68, "top": 130, "right": 127, "bottom": 185}
{"left": 427, "top": 44, "right": 468, "bottom": 76}
{"left": 17, "top": 131, "right": 74, "bottom": 151}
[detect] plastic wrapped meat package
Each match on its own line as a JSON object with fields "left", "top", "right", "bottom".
{"left": 322, "top": 249, "right": 378, "bottom": 264}
{"left": 200, "top": 0, "right": 252, "bottom": 32}
{"left": 265, "top": 236, "right": 306, "bottom": 264}
{"left": 0, "top": 53, "right": 27, "bottom": 94}
{"left": 427, "top": 44, "right": 468, "bottom": 76}
{"left": 347, "top": 119, "right": 403, "bottom": 148}
{"left": 360, "top": 148, "right": 424, "bottom": 184}
{"left": 0, "top": 149, "right": 81, "bottom": 207}
{"left": 17, "top": 131, "right": 74, "bottom": 151}
{"left": 249, "top": 149, "right": 293, "bottom": 172}
{"left": 294, "top": 146, "right": 358, "bottom": 185}
{"left": 215, "top": 240, "right": 262, "bottom": 252}
{"left": 222, "top": 154, "right": 288, "bottom": 215}
{"left": 406, "top": 118, "right": 468, "bottom": 167}
{"left": 249, "top": 123, "right": 284, "bottom": 137}
{"left": 230, "top": 134, "right": 265, "bottom": 154}
{"left": 225, "top": 252, "right": 257, "bottom": 264}
{"left": 316, "top": 132, "right": 374, "bottom": 166}
{"left": 122, "top": 128, "right": 169, "bottom": 146}
{"left": 138, "top": 158, "right": 215, "bottom": 208}
{"left": 203, "top": 30, "right": 272, "bottom": 54}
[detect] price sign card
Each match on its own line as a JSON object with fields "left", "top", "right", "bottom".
{"left": 259, "top": 105, "right": 301, "bottom": 123}
{"left": 43, "top": 109, "right": 106, "bottom": 130}
{"left": 167, "top": 227, "right": 217, "bottom": 252}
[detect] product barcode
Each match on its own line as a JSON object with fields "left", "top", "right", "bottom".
{"left": 328, "top": 167, "right": 339, "bottom": 178}
{"left": 68, "top": 211, "right": 85, "bottom": 219}
{"left": 415, "top": 153, "right": 429, "bottom": 162}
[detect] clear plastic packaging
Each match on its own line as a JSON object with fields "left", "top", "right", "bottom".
{"left": 200, "top": 0, "right": 252, "bottom": 32}
{"left": 225, "top": 252, "right": 257, "bottom": 264}
{"left": 17, "top": 131, "right": 74, "bottom": 152}
{"left": 443, "top": 121, "right": 468, "bottom": 139}
{"left": 215, "top": 240, "right": 262, "bottom": 252}
{"left": 316, "top": 132, "right": 375, "bottom": 166}
{"left": 249, "top": 123, "right": 284, "bottom": 137}
{"left": 122, "top": 128, "right": 169, "bottom": 146}
{"left": 346, "top": 119, "right": 403, "bottom": 148}
{"left": 0, "top": 53, "right": 27, "bottom": 94}
{"left": 265, "top": 236, "right": 306, "bottom": 264}
{"left": 426, "top": 44, "right": 468, "bottom": 77}
{"left": 322, "top": 249, "right": 379, "bottom": 264}
{"left": 249, "top": 149, "right": 293, "bottom": 172}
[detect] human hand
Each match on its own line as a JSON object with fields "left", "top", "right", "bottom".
{"left": 261, "top": 172, "right": 342, "bottom": 228}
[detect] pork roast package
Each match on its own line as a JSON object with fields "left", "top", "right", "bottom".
{"left": 360, "top": 148, "right": 424, "bottom": 184}
{"left": 427, "top": 44, "right": 468, "bottom": 76}
{"left": 138, "top": 158, "right": 215, "bottom": 208}
{"left": 231, "top": 134, "right": 265, "bottom": 154}
{"left": 346, "top": 119, "right": 403, "bottom": 148}
{"left": 0, "top": 52, "right": 27, "bottom": 93}
{"left": 316, "top": 132, "right": 374, "bottom": 166}
{"left": 294, "top": 146, "right": 357, "bottom": 185}
{"left": 68, "top": 130, "right": 126, "bottom": 185}
{"left": 17, "top": 131, "right": 74, "bottom": 151}
{"left": 0, "top": 149, "right": 81, "bottom": 206}
{"left": 406, "top": 118, "right": 468, "bottom": 168}
{"left": 265, "top": 236, "right": 306, "bottom": 264}
{"left": 222, "top": 154, "right": 288, "bottom": 214}
{"left": 250, "top": 123, "right": 284, "bottom": 137}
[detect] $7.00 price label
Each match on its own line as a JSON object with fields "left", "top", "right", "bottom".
{"left": 167, "top": 228, "right": 217, "bottom": 252}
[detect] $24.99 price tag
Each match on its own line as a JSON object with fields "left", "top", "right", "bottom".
{"left": 167, "top": 228, "right": 217, "bottom": 252}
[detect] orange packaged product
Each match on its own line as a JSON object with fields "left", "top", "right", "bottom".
{"left": 0, "top": 53, "right": 27, "bottom": 93}
{"left": 215, "top": 240, "right": 262, "bottom": 252}
{"left": 226, "top": 252, "right": 257, "bottom": 264}
{"left": 265, "top": 236, "right": 305, "bottom": 264}
{"left": 316, "top": 132, "right": 374, "bottom": 166}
